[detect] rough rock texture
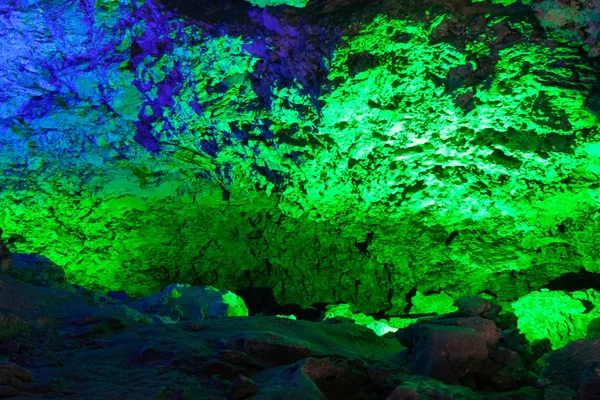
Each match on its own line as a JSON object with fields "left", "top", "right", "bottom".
{"left": 541, "top": 338, "right": 600, "bottom": 398}
{"left": 0, "top": 230, "right": 12, "bottom": 273}
{"left": 511, "top": 289, "right": 600, "bottom": 349}
{"left": 0, "top": 272, "right": 411, "bottom": 399}
{"left": 396, "top": 314, "right": 502, "bottom": 384}
{"left": 532, "top": 0, "right": 600, "bottom": 57}
{"left": 0, "top": 272, "right": 565, "bottom": 399}
{"left": 127, "top": 283, "right": 249, "bottom": 321}
{"left": 454, "top": 296, "right": 502, "bottom": 320}
{"left": 1, "top": 0, "right": 600, "bottom": 333}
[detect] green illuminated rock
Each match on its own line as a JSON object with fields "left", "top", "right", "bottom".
{"left": 1, "top": 0, "right": 600, "bottom": 340}
{"left": 512, "top": 289, "right": 600, "bottom": 349}
{"left": 324, "top": 304, "right": 418, "bottom": 336}
{"left": 411, "top": 292, "right": 458, "bottom": 315}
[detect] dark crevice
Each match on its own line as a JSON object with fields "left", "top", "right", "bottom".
{"left": 581, "top": 299, "right": 595, "bottom": 314}
{"left": 542, "top": 268, "right": 600, "bottom": 292}
{"left": 354, "top": 231, "right": 374, "bottom": 255}
{"left": 445, "top": 230, "right": 459, "bottom": 246}
{"left": 237, "top": 286, "right": 325, "bottom": 320}
{"left": 403, "top": 287, "right": 417, "bottom": 314}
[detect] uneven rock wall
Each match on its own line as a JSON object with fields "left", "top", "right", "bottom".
{"left": 1, "top": 0, "right": 600, "bottom": 315}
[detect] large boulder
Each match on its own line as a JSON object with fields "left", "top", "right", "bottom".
{"left": 397, "top": 315, "right": 501, "bottom": 348}
{"left": 412, "top": 325, "right": 488, "bottom": 385}
{"left": 396, "top": 315, "right": 501, "bottom": 384}
{"left": 127, "top": 284, "right": 248, "bottom": 322}
{"left": 541, "top": 338, "right": 600, "bottom": 397}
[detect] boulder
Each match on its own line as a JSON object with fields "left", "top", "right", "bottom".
{"left": 541, "top": 338, "right": 600, "bottom": 398}
{"left": 454, "top": 296, "right": 502, "bottom": 320}
{"left": 478, "top": 347, "right": 528, "bottom": 390}
{"left": 411, "top": 325, "right": 488, "bottom": 385}
{"left": 541, "top": 339, "right": 600, "bottom": 390}
{"left": 397, "top": 315, "right": 501, "bottom": 348}
{"left": 395, "top": 315, "right": 502, "bottom": 384}
{"left": 127, "top": 284, "right": 248, "bottom": 322}
{"left": 301, "top": 357, "right": 368, "bottom": 399}
{"left": 578, "top": 363, "right": 600, "bottom": 400}
{"left": 226, "top": 375, "right": 258, "bottom": 400}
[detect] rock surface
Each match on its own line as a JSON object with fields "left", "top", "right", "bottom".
{"left": 0, "top": 0, "right": 599, "bottom": 319}
{"left": 0, "top": 230, "right": 11, "bottom": 274}
{"left": 2, "top": 269, "right": 600, "bottom": 398}
{"left": 0, "top": 266, "right": 580, "bottom": 400}
{"left": 541, "top": 338, "right": 600, "bottom": 397}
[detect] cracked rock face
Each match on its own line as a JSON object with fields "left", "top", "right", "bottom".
{"left": 1, "top": 0, "right": 600, "bottom": 322}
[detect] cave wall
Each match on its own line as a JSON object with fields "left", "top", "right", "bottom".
{"left": 1, "top": 0, "right": 600, "bottom": 314}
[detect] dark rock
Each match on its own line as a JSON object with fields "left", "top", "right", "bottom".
{"left": 542, "top": 385, "right": 576, "bottom": 400}
{"left": 578, "top": 363, "right": 600, "bottom": 400}
{"left": 251, "top": 362, "right": 327, "bottom": 400}
{"left": 478, "top": 347, "right": 528, "bottom": 390}
{"left": 541, "top": 339, "right": 600, "bottom": 398}
{"left": 221, "top": 333, "right": 313, "bottom": 366}
{"left": 484, "top": 386, "right": 540, "bottom": 400}
{"left": 398, "top": 316, "right": 501, "bottom": 348}
{"left": 384, "top": 373, "right": 482, "bottom": 400}
{"left": 208, "top": 375, "right": 231, "bottom": 391}
{"left": 0, "top": 314, "right": 28, "bottom": 343}
{"left": 395, "top": 315, "right": 504, "bottom": 384}
{"left": 226, "top": 375, "right": 258, "bottom": 400}
{"left": 199, "top": 359, "right": 247, "bottom": 380}
{"left": 107, "top": 291, "right": 129, "bottom": 302}
{"left": 586, "top": 318, "right": 600, "bottom": 339}
{"left": 412, "top": 325, "right": 488, "bottom": 384}
{"left": 532, "top": 0, "right": 600, "bottom": 57}
{"left": 0, "top": 385, "right": 18, "bottom": 398}
{"left": 301, "top": 357, "right": 368, "bottom": 399}
{"left": 530, "top": 338, "right": 552, "bottom": 361}
{"left": 0, "top": 362, "right": 33, "bottom": 398}
{"left": 454, "top": 296, "right": 502, "bottom": 320}
{"left": 7, "top": 254, "right": 65, "bottom": 288}
{"left": 385, "top": 387, "right": 420, "bottom": 400}
{"left": 0, "top": 230, "right": 11, "bottom": 274}
{"left": 127, "top": 284, "right": 248, "bottom": 321}
{"left": 217, "top": 350, "right": 264, "bottom": 372}
{"left": 541, "top": 339, "right": 600, "bottom": 390}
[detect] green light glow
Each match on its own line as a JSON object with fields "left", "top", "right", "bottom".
{"left": 512, "top": 289, "right": 600, "bottom": 349}
{"left": 410, "top": 291, "right": 458, "bottom": 315}
{"left": 1, "top": 4, "right": 600, "bottom": 349}
{"left": 324, "top": 304, "right": 418, "bottom": 336}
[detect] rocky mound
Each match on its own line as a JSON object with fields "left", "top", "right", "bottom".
{"left": 1, "top": 255, "right": 599, "bottom": 399}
